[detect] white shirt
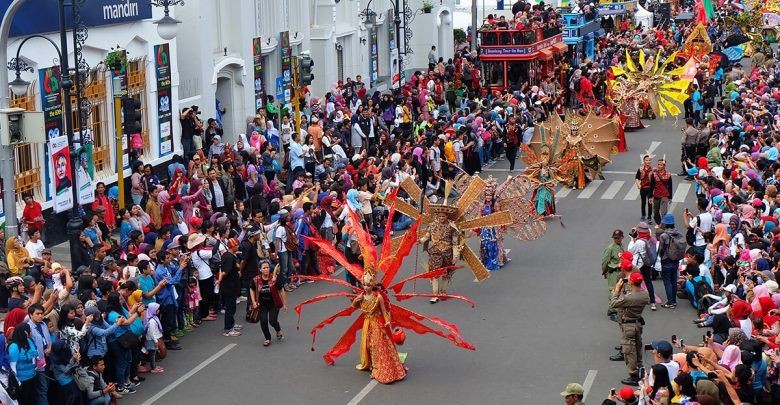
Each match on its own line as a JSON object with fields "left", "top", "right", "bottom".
{"left": 25, "top": 239, "right": 45, "bottom": 259}
{"left": 689, "top": 212, "right": 713, "bottom": 247}
{"left": 628, "top": 238, "right": 649, "bottom": 268}
{"left": 191, "top": 248, "right": 214, "bottom": 280}
{"left": 275, "top": 226, "right": 287, "bottom": 253}
{"left": 453, "top": 140, "right": 463, "bottom": 166}
{"left": 649, "top": 360, "right": 680, "bottom": 387}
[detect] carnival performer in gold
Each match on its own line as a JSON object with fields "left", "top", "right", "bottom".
{"left": 293, "top": 196, "right": 476, "bottom": 384}
{"left": 418, "top": 205, "right": 464, "bottom": 303}
{"left": 352, "top": 272, "right": 406, "bottom": 383}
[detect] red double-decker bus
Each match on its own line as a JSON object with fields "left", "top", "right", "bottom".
{"left": 478, "top": 27, "right": 568, "bottom": 91}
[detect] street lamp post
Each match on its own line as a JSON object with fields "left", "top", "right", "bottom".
{"left": 359, "top": 0, "right": 404, "bottom": 87}
{"left": 151, "top": 0, "right": 185, "bottom": 40}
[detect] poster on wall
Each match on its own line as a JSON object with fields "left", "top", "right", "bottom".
{"left": 280, "top": 31, "right": 292, "bottom": 103}
{"left": 75, "top": 143, "right": 95, "bottom": 205}
{"left": 39, "top": 65, "right": 64, "bottom": 202}
{"left": 107, "top": 49, "right": 131, "bottom": 168}
{"left": 253, "top": 37, "right": 265, "bottom": 110}
{"left": 155, "top": 43, "right": 173, "bottom": 157}
{"left": 49, "top": 135, "right": 73, "bottom": 213}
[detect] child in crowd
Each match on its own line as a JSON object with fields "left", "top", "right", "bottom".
{"left": 186, "top": 276, "right": 201, "bottom": 327}
{"left": 143, "top": 302, "right": 165, "bottom": 373}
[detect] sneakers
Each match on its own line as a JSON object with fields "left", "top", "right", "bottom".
{"left": 609, "top": 352, "right": 625, "bottom": 361}
{"left": 223, "top": 329, "right": 242, "bottom": 337}
{"left": 621, "top": 376, "right": 640, "bottom": 386}
{"left": 128, "top": 381, "right": 141, "bottom": 388}
{"left": 650, "top": 303, "right": 657, "bottom": 311}
{"left": 116, "top": 386, "right": 136, "bottom": 395}
{"left": 661, "top": 303, "right": 676, "bottom": 309}
{"left": 237, "top": 296, "right": 248, "bottom": 302}
{"left": 232, "top": 324, "right": 244, "bottom": 331}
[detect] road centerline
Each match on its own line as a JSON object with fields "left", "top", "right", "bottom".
{"left": 347, "top": 380, "right": 379, "bottom": 405}
{"left": 582, "top": 370, "right": 598, "bottom": 402}
{"left": 141, "top": 344, "right": 237, "bottom": 405}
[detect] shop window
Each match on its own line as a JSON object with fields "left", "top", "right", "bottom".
{"left": 127, "top": 57, "right": 150, "bottom": 161}
{"left": 10, "top": 92, "right": 42, "bottom": 203}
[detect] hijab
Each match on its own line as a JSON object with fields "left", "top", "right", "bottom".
{"left": 718, "top": 345, "right": 742, "bottom": 371}
{"left": 157, "top": 190, "right": 171, "bottom": 204}
{"left": 3, "top": 308, "right": 28, "bottom": 339}
{"left": 713, "top": 223, "right": 730, "bottom": 247}
{"left": 145, "top": 302, "right": 160, "bottom": 326}
{"left": 740, "top": 204, "right": 756, "bottom": 222}
{"left": 345, "top": 189, "right": 361, "bottom": 212}
{"left": 412, "top": 147, "right": 424, "bottom": 166}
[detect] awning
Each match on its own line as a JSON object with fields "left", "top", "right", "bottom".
{"left": 538, "top": 48, "right": 554, "bottom": 60}
{"left": 552, "top": 42, "right": 569, "bottom": 54}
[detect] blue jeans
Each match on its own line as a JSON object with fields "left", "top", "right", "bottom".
{"left": 483, "top": 140, "right": 493, "bottom": 164}
{"left": 279, "top": 251, "right": 295, "bottom": 286}
{"left": 36, "top": 369, "right": 49, "bottom": 405}
{"left": 109, "top": 340, "right": 132, "bottom": 386}
{"left": 90, "top": 393, "right": 111, "bottom": 405}
{"left": 661, "top": 261, "right": 678, "bottom": 305}
{"left": 392, "top": 215, "right": 413, "bottom": 231}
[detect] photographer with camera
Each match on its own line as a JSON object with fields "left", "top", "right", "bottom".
{"left": 610, "top": 271, "right": 650, "bottom": 386}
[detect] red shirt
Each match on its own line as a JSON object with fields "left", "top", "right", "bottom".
{"left": 22, "top": 201, "right": 44, "bottom": 231}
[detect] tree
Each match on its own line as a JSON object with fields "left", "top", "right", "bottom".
{"left": 454, "top": 28, "right": 466, "bottom": 44}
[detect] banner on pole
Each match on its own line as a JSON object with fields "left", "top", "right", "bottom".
{"left": 75, "top": 143, "right": 95, "bottom": 205}
{"left": 49, "top": 135, "right": 73, "bottom": 213}
{"left": 155, "top": 43, "right": 173, "bottom": 157}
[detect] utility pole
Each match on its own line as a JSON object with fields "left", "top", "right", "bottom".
{"left": 0, "top": 0, "right": 29, "bottom": 236}
{"left": 471, "top": 0, "right": 478, "bottom": 51}
{"left": 112, "top": 78, "right": 125, "bottom": 209}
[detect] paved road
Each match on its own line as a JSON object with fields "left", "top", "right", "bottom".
{"left": 129, "top": 119, "right": 706, "bottom": 405}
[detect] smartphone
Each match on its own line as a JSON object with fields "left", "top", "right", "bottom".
{"left": 680, "top": 339, "right": 684, "bottom": 347}
{"left": 702, "top": 334, "right": 707, "bottom": 343}
{"left": 638, "top": 367, "right": 646, "bottom": 379}
{"left": 644, "top": 344, "right": 654, "bottom": 351}
{"left": 706, "top": 330, "right": 712, "bottom": 338}
{"left": 610, "top": 388, "right": 616, "bottom": 397}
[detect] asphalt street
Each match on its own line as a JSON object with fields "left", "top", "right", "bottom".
{"left": 130, "top": 118, "right": 707, "bottom": 405}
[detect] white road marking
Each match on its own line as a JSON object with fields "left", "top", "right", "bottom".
{"left": 672, "top": 183, "right": 691, "bottom": 203}
{"left": 624, "top": 185, "right": 640, "bottom": 200}
{"left": 582, "top": 370, "right": 598, "bottom": 402}
{"left": 347, "top": 380, "right": 379, "bottom": 405}
{"left": 647, "top": 141, "right": 661, "bottom": 155}
{"left": 601, "top": 180, "right": 624, "bottom": 199}
{"left": 577, "top": 180, "right": 604, "bottom": 199}
{"left": 556, "top": 186, "right": 572, "bottom": 198}
{"left": 141, "top": 344, "right": 237, "bottom": 405}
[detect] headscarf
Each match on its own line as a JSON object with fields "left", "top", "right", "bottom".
{"left": 346, "top": 189, "right": 361, "bottom": 212}
{"left": 729, "top": 215, "right": 743, "bottom": 235}
{"left": 145, "top": 302, "right": 160, "bottom": 326}
{"left": 108, "top": 186, "right": 119, "bottom": 200}
{"left": 5, "top": 236, "right": 30, "bottom": 275}
{"left": 412, "top": 147, "right": 424, "bottom": 166}
{"left": 697, "top": 156, "right": 710, "bottom": 172}
{"left": 718, "top": 345, "right": 742, "bottom": 371}
{"left": 157, "top": 190, "right": 171, "bottom": 204}
{"left": 319, "top": 196, "right": 335, "bottom": 218}
{"left": 3, "top": 308, "right": 27, "bottom": 339}
{"left": 740, "top": 204, "right": 755, "bottom": 222}
{"left": 712, "top": 223, "right": 730, "bottom": 247}
{"left": 751, "top": 284, "right": 770, "bottom": 312}
{"left": 731, "top": 300, "right": 752, "bottom": 322}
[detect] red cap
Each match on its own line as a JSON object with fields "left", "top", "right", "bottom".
{"left": 619, "top": 251, "right": 634, "bottom": 262}
{"left": 618, "top": 386, "right": 636, "bottom": 401}
{"left": 629, "top": 272, "right": 643, "bottom": 284}
{"left": 620, "top": 259, "right": 633, "bottom": 271}
{"left": 189, "top": 216, "right": 203, "bottom": 228}
{"left": 227, "top": 238, "right": 240, "bottom": 249}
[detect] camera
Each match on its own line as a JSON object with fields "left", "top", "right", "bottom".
{"left": 629, "top": 228, "right": 638, "bottom": 238}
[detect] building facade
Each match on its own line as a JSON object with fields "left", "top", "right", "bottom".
{"left": 176, "top": 0, "right": 456, "bottom": 146}
{"left": 2, "top": 0, "right": 181, "bottom": 220}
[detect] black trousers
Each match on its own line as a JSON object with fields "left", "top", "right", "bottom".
{"left": 259, "top": 305, "right": 281, "bottom": 341}
{"left": 223, "top": 293, "right": 237, "bottom": 331}
{"left": 640, "top": 188, "right": 652, "bottom": 218}
{"left": 160, "top": 303, "right": 176, "bottom": 341}
{"left": 198, "top": 276, "right": 217, "bottom": 319}
{"left": 506, "top": 144, "right": 518, "bottom": 171}
{"left": 640, "top": 265, "right": 656, "bottom": 304}
{"left": 301, "top": 249, "right": 320, "bottom": 277}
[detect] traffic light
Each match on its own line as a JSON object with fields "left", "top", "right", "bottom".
{"left": 122, "top": 96, "right": 142, "bottom": 135}
{"left": 299, "top": 54, "right": 314, "bottom": 86}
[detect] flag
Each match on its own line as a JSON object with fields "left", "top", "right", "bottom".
{"left": 696, "top": 0, "right": 716, "bottom": 23}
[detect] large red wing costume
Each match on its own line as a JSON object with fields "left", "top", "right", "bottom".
{"left": 297, "top": 194, "right": 476, "bottom": 365}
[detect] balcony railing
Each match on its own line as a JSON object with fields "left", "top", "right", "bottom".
{"left": 480, "top": 26, "right": 562, "bottom": 47}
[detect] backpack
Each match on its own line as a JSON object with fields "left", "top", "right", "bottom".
{"left": 693, "top": 277, "right": 713, "bottom": 302}
{"left": 643, "top": 238, "right": 658, "bottom": 267}
{"left": 131, "top": 133, "right": 143, "bottom": 150}
{"left": 686, "top": 216, "right": 700, "bottom": 246}
{"left": 73, "top": 366, "right": 92, "bottom": 392}
{"left": 0, "top": 369, "right": 20, "bottom": 400}
{"left": 665, "top": 230, "right": 687, "bottom": 262}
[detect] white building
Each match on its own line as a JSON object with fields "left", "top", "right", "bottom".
{"left": 175, "top": 0, "right": 456, "bottom": 145}
{"left": 3, "top": 0, "right": 181, "bottom": 215}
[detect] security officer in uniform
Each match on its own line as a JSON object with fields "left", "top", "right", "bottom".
{"left": 610, "top": 271, "right": 650, "bottom": 386}
{"left": 601, "top": 229, "right": 624, "bottom": 321}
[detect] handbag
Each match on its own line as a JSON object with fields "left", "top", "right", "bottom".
{"left": 117, "top": 330, "right": 138, "bottom": 349}
{"left": 0, "top": 369, "right": 20, "bottom": 400}
{"left": 246, "top": 277, "right": 262, "bottom": 323}
{"left": 156, "top": 339, "right": 168, "bottom": 360}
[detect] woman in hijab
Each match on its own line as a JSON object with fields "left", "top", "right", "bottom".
{"left": 729, "top": 216, "right": 747, "bottom": 255}
{"left": 3, "top": 307, "right": 28, "bottom": 339}
{"left": 158, "top": 190, "right": 182, "bottom": 229}
{"left": 5, "top": 237, "right": 30, "bottom": 276}
{"left": 731, "top": 300, "right": 754, "bottom": 336}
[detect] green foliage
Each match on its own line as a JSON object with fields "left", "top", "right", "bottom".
{"left": 454, "top": 28, "right": 466, "bottom": 43}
